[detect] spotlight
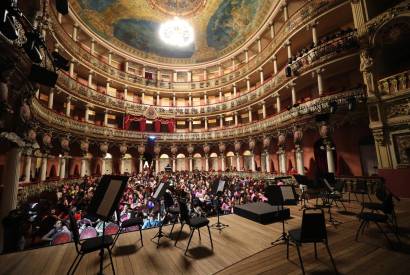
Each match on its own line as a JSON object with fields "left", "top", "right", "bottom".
{"left": 23, "top": 31, "right": 43, "bottom": 63}
{"left": 55, "top": 0, "right": 69, "bottom": 15}
{"left": 329, "top": 101, "right": 337, "bottom": 114}
{"left": 0, "top": 0, "right": 19, "bottom": 40}
{"left": 347, "top": 97, "right": 356, "bottom": 111}
{"left": 148, "top": 136, "right": 156, "bottom": 141}
{"left": 52, "top": 51, "right": 69, "bottom": 71}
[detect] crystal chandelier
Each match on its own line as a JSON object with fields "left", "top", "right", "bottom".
{"left": 159, "top": 17, "right": 194, "bottom": 47}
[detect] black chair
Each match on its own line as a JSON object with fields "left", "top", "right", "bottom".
{"left": 356, "top": 192, "right": 401, "bottom": 248}
{"left": 323, "top": 179, "right": 346, "bottom": 212}
{"left": 67, "top": 214, "right": 115, "bottom": 275}
{"left": 112, "top": 209, "right": 143, "bottom": 248}
{"left": 174, "top": 199, "right": 213, "bottom": 255}
{"left": 163, "top": 192, "right": 180, "bottom": 237}
{"left": 350, "top": 179, "right": 371, "bottom": 203}
{"left": 287, "top": 208, "right": 337, "bottom": 275}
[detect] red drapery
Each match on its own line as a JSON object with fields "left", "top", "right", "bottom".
{"left": 154, "top": 120, "right": 161, "bottom": 132}
{"left": 140, "top": 118, "right": 146, "bottom": 132}
{"left": 123, "top": 115, "right": 174, "bottom": 132}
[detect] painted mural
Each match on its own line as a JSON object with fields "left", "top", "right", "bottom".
{"left": 73, "top": 0, "right": 271, "bottom": 62}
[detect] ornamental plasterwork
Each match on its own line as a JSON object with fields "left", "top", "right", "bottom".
{"left": 386, "top": 101, "right": 410, "bottom": 119}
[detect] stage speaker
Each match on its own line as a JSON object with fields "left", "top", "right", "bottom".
{"left": 29, "top": 64, "right": 58, "bottom": 87}
{"left": 55, "top": 0, "right": 68, "bottom": 15}
{"left": 285, "top": 66, "right": 292, "bottom": 77}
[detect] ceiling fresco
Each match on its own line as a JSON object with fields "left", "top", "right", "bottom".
{"left": 71, "top": 0, "right": 272, "bottom": 64}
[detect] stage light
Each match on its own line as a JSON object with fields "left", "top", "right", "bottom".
{"left": 52, "top": 51, "right": 69, "bottom": 71}
{"left": 329, "top": 101, "right": 337, "bottom": 114}
{"left": 347, "top": 96, "right": 356, "bottom": 111}
{"left": 23, "top": 31, "right": 43, "bottom": 63}
{"left": 0, "top": 0, "right": 19, "bottom": 40}
{"left": 148, "top": 136, "right": 156, "bottom": 141}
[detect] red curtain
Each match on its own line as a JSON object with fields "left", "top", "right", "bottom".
{"left": 167, "top": 120, "right": 175, "bottom": 133}
{"left": 154, "top": 120, "right": 161, "bottom": 132}
{"left": 140, "top": 118, "right": 146, "bottom": 132}
{"left": 123, "top": 115, "right": 131, "bottom": 130}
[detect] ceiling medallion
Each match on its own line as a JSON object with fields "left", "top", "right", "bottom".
{"left": 148, "top": 0, "right": 206, "bottom": 17}
{"left": 159, "top": 17, "right": 194, "bottom": 47}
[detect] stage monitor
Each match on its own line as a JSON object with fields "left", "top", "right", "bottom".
{"left": 88, "top": 175, "right": 129, "bottom": 220}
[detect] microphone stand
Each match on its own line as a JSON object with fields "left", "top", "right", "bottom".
{"left": 211, "top": 192, "right": 229, "bottom": 232}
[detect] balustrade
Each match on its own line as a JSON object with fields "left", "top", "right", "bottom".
{"left": 378, "top": 70, "right": 410, "bottom": 95}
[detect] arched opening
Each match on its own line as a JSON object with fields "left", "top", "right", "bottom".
{"left": 226, "top": 151, "right": 235, "bottom": 170}
{"left": 104, "top": 153, "right": 113, "bottom": 175}
{"left": 159, "top": 154, "right": 170, "bottom": 172}
{"left": 193, "top": 153, "right": 202, "bottom": 171}
{"left": 122, "top": 153, "right": 133, "bottom": 174}
{"left": 209, "top": 152, "right": 218, "bottom": 171}
{"left": 176, "top": 153, "right": 186, "bottom": 171}
{"left": 243, "top": 150, "right": 252, "bottom": 171}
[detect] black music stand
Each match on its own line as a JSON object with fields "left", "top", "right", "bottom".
{"left": 88, "top": 175, "right": 129, "bottom": 275}
{"left": 151, "top": 181, "right": 170, "bottom": 247}
{"left": 210, "top": 179, "right": 229, "bottom": 232}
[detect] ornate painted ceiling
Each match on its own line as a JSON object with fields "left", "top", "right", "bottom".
{"left": 71, "top": 0, "right": 273, "bottom": 64}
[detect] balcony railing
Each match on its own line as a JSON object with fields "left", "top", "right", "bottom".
{"left": 32, "top": 88, "right": 365, "bottom": 142}
{"left": 55, "top": 33, "right": 357, "bottom": 116}
{"left": 378, "top": 70, "right": 410, "bottom": 95}
{"left": 49, "top": 0, "right": 346, "bottom": 92}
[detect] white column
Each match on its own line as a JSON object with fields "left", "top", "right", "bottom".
{"left": 139, "top": 156, "right": 144, "bottom": 172}
{"left": 48, "top": 89, "right": 54, "bottom": 109}
{"left": 141, "top": 91, "right": 145, "bottom": 103}
{"left": 85, "top": 105, "right": 90, "bottom": 123}
{"left": 189, "top": 119, "right": 192, "bottom": 132}
{"left": 312, "top": 23, "right": 318, "bottom": 45}
{"left": 155, "top": 157, "right": 159, "bottom": 174}
{"left": 251, "top": 153, "right": 256, "bottom": 172}
{"left": 234, "top": 112, "right": 238, "bottom": 126}
{"left": 157, "top": 92, "right": 160, "bottom": 106}
{"left": 88, "top": 72, "right": 93, "bottom": 87}
{"left": 317, "top": 70, "right": 324, "bottom": 96}
{"left": 283, "top": 4, "right": 289, "bottom": 21}
{"left": 69, "top": 61, "right": 75, "bottom": 77}
{"left": 265, "top": 151, "right": 271, "bottom": 173}
{"left": 189, "top": 94, "right": 192, "bottom": 106}
{"left": 286, "top": 41, "right": 292, "bottom": 60}
{"left": 80, "top": 158, "right": 86, "bottom": 177}
{"left": 124, "top": 61, "right": 129, "bottom": 73}
{"left": 189, "top": 156, "right": 193, "bottom": 172}
{"left": 203, "top": 93, "right": 208, "bottom": 104}
{"left": 218, "top": 65, "right": 222, "bottom": 76}
{"left": 245, "top": 49, "right": 249, "bottom": 63}
{"left": 173, "top": 71, "right": 177, "bottom": 82}
{"left": 270, "top": 23, "right": 275, "bottom": 39}
{"left": 172, "top": 157, "right": 176, "bottom": 172}
{"left": 221, "top": 155, "right": 225, "bottom": 171}
{"left": 291, "top": 85, "right": 296, "bottom": 105}
{"left": 72, "top": 24, "right": 78, "bottom": 42}
{"left": 231, "top": 58, "right": 236, "bottom": 70}
{"left": 219, "top": 115, "right": 223, "bottom": 128}
{"left": 40, "top": 156, "right": 47, "bottom": 181}
{"left": 276, "top": 95, "right": 281, "bottom": 113}
{"left": 205, "top": 155, "right": 209, "bottom": 172}
{"left": 236, "top": 153, "right": 241, "bottom": 171}
{"left": 204, "top": 117, "right": 208, "bottom": 131}
{"left": 326, "top": 144, "right": 336, "bottom": 173}
{"left": 108, "top": 52, "right": 112, "bottom": 65}
{"left": 279, "top": 151, "right": 286, "bottom": 174}
{"left": 203, "top": 69, "right": 207, "bottom": 80}
{"left": 142, "top": 66, "right": 146, "bottom": 78}
{"left": 101, "top": 158, "right": 106, "bottom": 175}
{"left": 120, "top": 157, "right": 125, "bottom": 174}
{"left": 24, "top": 155, "right": 31, "bottom": 183}
{"left": 57, "top": 13, "right": 62, "bottom": 24}
{"left": 273, "top": 56, "right": 278, "bottom": 75}
{"left": 90, "top": 39, "right": 95, "bottom": 55}
{"left": 257, "top": 38, "right": 262, "bottom": 53}
{"left": 262, "top": 102, "right": 266, "bottom": 119}
{"left": 106, "top": 81, "right": 110, "bottom": 93}
{"left": 60, "top": 157, "right": 66, "bottom": 179}
{"left": 259, "top": 68, "right": 264, "bottom": 85}
{"left": 295, "top": 147, "right": 304, "bottom": 175}
{"left": 246, "top": 77, "right": 251, "bottom": 91}
{"left": 248, "top": 108, "right": 252, "bottom": 123}
{"left": 103, "top": 110, "right": 108, "bottom": 126}
{"left": 173, "top": 93, "right": 176, "bottom": 106}
{"left": 0, "top": 147, "right": 22, "bottom": 252}
{"left": 219, "top": 89, "right": 222, "bottom": 102}
{"left": 233, "top": 84, "right": 237, "bottom": 97}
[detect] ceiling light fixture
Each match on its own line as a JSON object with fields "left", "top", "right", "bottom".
{"left": 159, "top": 17, "right": 194, "bottom": 47}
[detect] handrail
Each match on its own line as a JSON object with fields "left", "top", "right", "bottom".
{"left": 49, "top": 0, "right": 346, "bottom": 92}
{"left": 31, "top": 88, "right": 366, "bottom": 142}
{"left": 377, "top": 70, "right": 410, "bottom": 95}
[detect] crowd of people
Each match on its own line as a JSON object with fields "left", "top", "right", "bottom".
{"left": 3, "top": 170, "right": 270, "bottom": 253}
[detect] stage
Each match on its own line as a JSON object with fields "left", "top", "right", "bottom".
{"left": 1, "top": 200, "right": 410, "bottom": 275}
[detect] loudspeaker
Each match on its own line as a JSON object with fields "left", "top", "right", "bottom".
{"left": 29, "top": 64, "right": 58, "bottom": 87}
{"left": 55, "top": 0, "right": 68, "bottom": 15}
{"left": 285, "top": 66, "right": 292, "bottom": 77}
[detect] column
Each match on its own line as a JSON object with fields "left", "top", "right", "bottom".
{"left": 106, "top": 81, "right": 110, "bottom": 93}
{"left": 270, "top": 22, "right": 275, "bottom": 39}
{"left": 48, "top": 89, "right": 54, "bottom": 109}
{"left": 69, "top": 61, "right": 75, "bottom": 77}
{"left": 291, "top": 84, "right": 296, "bottom": 105}
{"left": 236, "top": 153, "right": 241, "bottom": 171}
{"left": 262, "top": 101, "right": 266, "bottom": 119}
{"left": 189, "top": 156, "right": 193, "bottom": 172}
{"left": 24, "top": 155, "right": 31, "bottom": 183}
{"left": 295, "top": 146, "right": 304, "bottom": 175}
{"left": 173, "top": 93, "right": 176, "bottom": 106}
{"left": 311, "top": 22, "right": 318, "bottom": 45}
{"left": 203, "top": 69, "right": 207, "bottom": 81}
{"left": 219, "top": 89, "right": 222, "bottom": 102}
{"left": 221, "top": 155, "right": 225, "bottom": 171}
{"left": 156, "top": 92, "right": 160, "bottom": 106}
{"left": 219, "top": 115, "right": 224, "bottom": 128}
{"left": 248, "top": 108, "right": 253, "bottom": 123}
{"left": 251, "top": 153, "right": 256, "bottom": 172}
{"left": 108, "top": 52, "right": 112, "bottom": 65}
{"left": 141, "top": 91, "right": 145, "bottom": 103}
{"left": 189, "top": 119, "right": 192, "bottom": 132}
{"left": 124, "top": 61, "right": 129, "bottom": 73}
{"left": 66, "top": 96, "right": 71, "bottom": 116}
{"left": 40, "top": 156, "right": 47, "bottom": 181}
{"left": 205, "top": 155, "right": 209, "bottom": 172}
{"left": 103, "top": 110, "right": 108, "bottom": 126}
{"left": 273, "top": 56, "right": 278, "bottom": 75}
{"left": 326, "top": 142, "right": 336, "bottom": 173}
{"left": 204, "top": 117, "right": 208, "bottom": 131}
{"left": 203, "top": 92, "right": 208, "bottom": 104}
{"left": 265, "top": 151, "right": 271, "bottom": 173}
{"left": 57, "top": 13, "right": 62, "bottom": 23}
{"left": 173, "top": 71, "right": 177, "bottom": 82}
{"left": 172, "top": 156, "right": 176, "bottom": 172}
{"left": 189, "top": 93, "right": 192, "bottom": 106}
{"left": 85, "top": 104, "right": 90, "bottom": 123}
{"left": 245, "top": 49, "right": 249, "bottom": 63}
{"left": 259, "top": 68, "right": 264, "bottom": 85}
{"left": 283, "top": 3, "right": 289, "bottom": 21}
{"left": 257, "top": 38, "right": 262, "bottom": 53}
{"left": 276, "top": 95, "right": 281, "bottom": 113}
{"left": 218, "top": 64, "right": 222, "bottom": 76}
{"left": 231, "top": 58, "right": 236, "bottom": 71}
{"left": 59, "top": 156, "right": 66, "bottom": 179}
{"left": 317, "top": 69, "right": 324, "bottom": 96}
{"left": 286, "top": 41, "right": 292, "bottom": 61}
{"left": 139, "top": 156, "right": 144, "bottom": 173}
{"left": 234, "top": 112, "right": 238, "bottom": 126}
{"left": 233, "top": 84, "right": 237, "bottom": 97}
{"left": 0, "top": 147, "right": 22, "bottom": 252}
{"left": 101, "top": 158, "right": 106, "bottom": 175}
{"left": 120, "top": 157, "right": 125, "bottom": 174}
{"left": 72, "top": 24, "right": 78, "bottom": 42}
{"left": 88, "top": 71, "right": 93, "bottom": 87}
{"left": 142, "top": 66, "right": 146, "bottom": 78}
{"left": 155, "top": 156, "right": 159, "bottom": 174}
{"left": 246, "top": 77, "right": 251, "bottom": 91}
{"left": 80, "top": 158, "right": 86, "bottom": 177}
{"left": 279, "top": 152, "right": 286, "bottom": 174}
{"left": 90, "top": 39, "right": 95, "bottom": 55}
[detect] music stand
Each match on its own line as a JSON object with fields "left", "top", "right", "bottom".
{"left": 210, "top": 179, "right": 229, "bottom": 232}
{"left": 88, "top": 175, "right": 129, "bottom": 275}
{"left": 151, "top": 181, "right": 170, "bottom": 247}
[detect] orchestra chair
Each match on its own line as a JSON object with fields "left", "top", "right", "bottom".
{"left": 287, "top": 208, "right": 337, "bottom": 275}
{"left": 112, "top": 209, "right": 143, "bottom": 248}
{"left": 67, "top": 214, "right": 115, "bottom": 275}
{"left": 174, "top": 199, "right": 213, "bottom": 256}
{"left": 164, "top": 192, "right": 180, "bottom": 237}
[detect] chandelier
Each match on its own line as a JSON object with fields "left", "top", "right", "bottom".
{"left": 159, "top": 17, "right": 194, "bottom": 47}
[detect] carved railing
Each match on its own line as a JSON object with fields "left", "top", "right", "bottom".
{"left": 55, "top": 35, "right": 357, "bottom": 117}
{"left": 49, "top": 0, "right": 346, "bottom": 92}
{"left": 378, "top": 70, "right": 410, "bottom": 95}
{"left": 31, "top": 88, "right": 365, "bottom": 142}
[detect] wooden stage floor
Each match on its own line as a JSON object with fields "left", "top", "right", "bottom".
{"left": 1, "top": 199, "right": 410, "bottom": 275}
